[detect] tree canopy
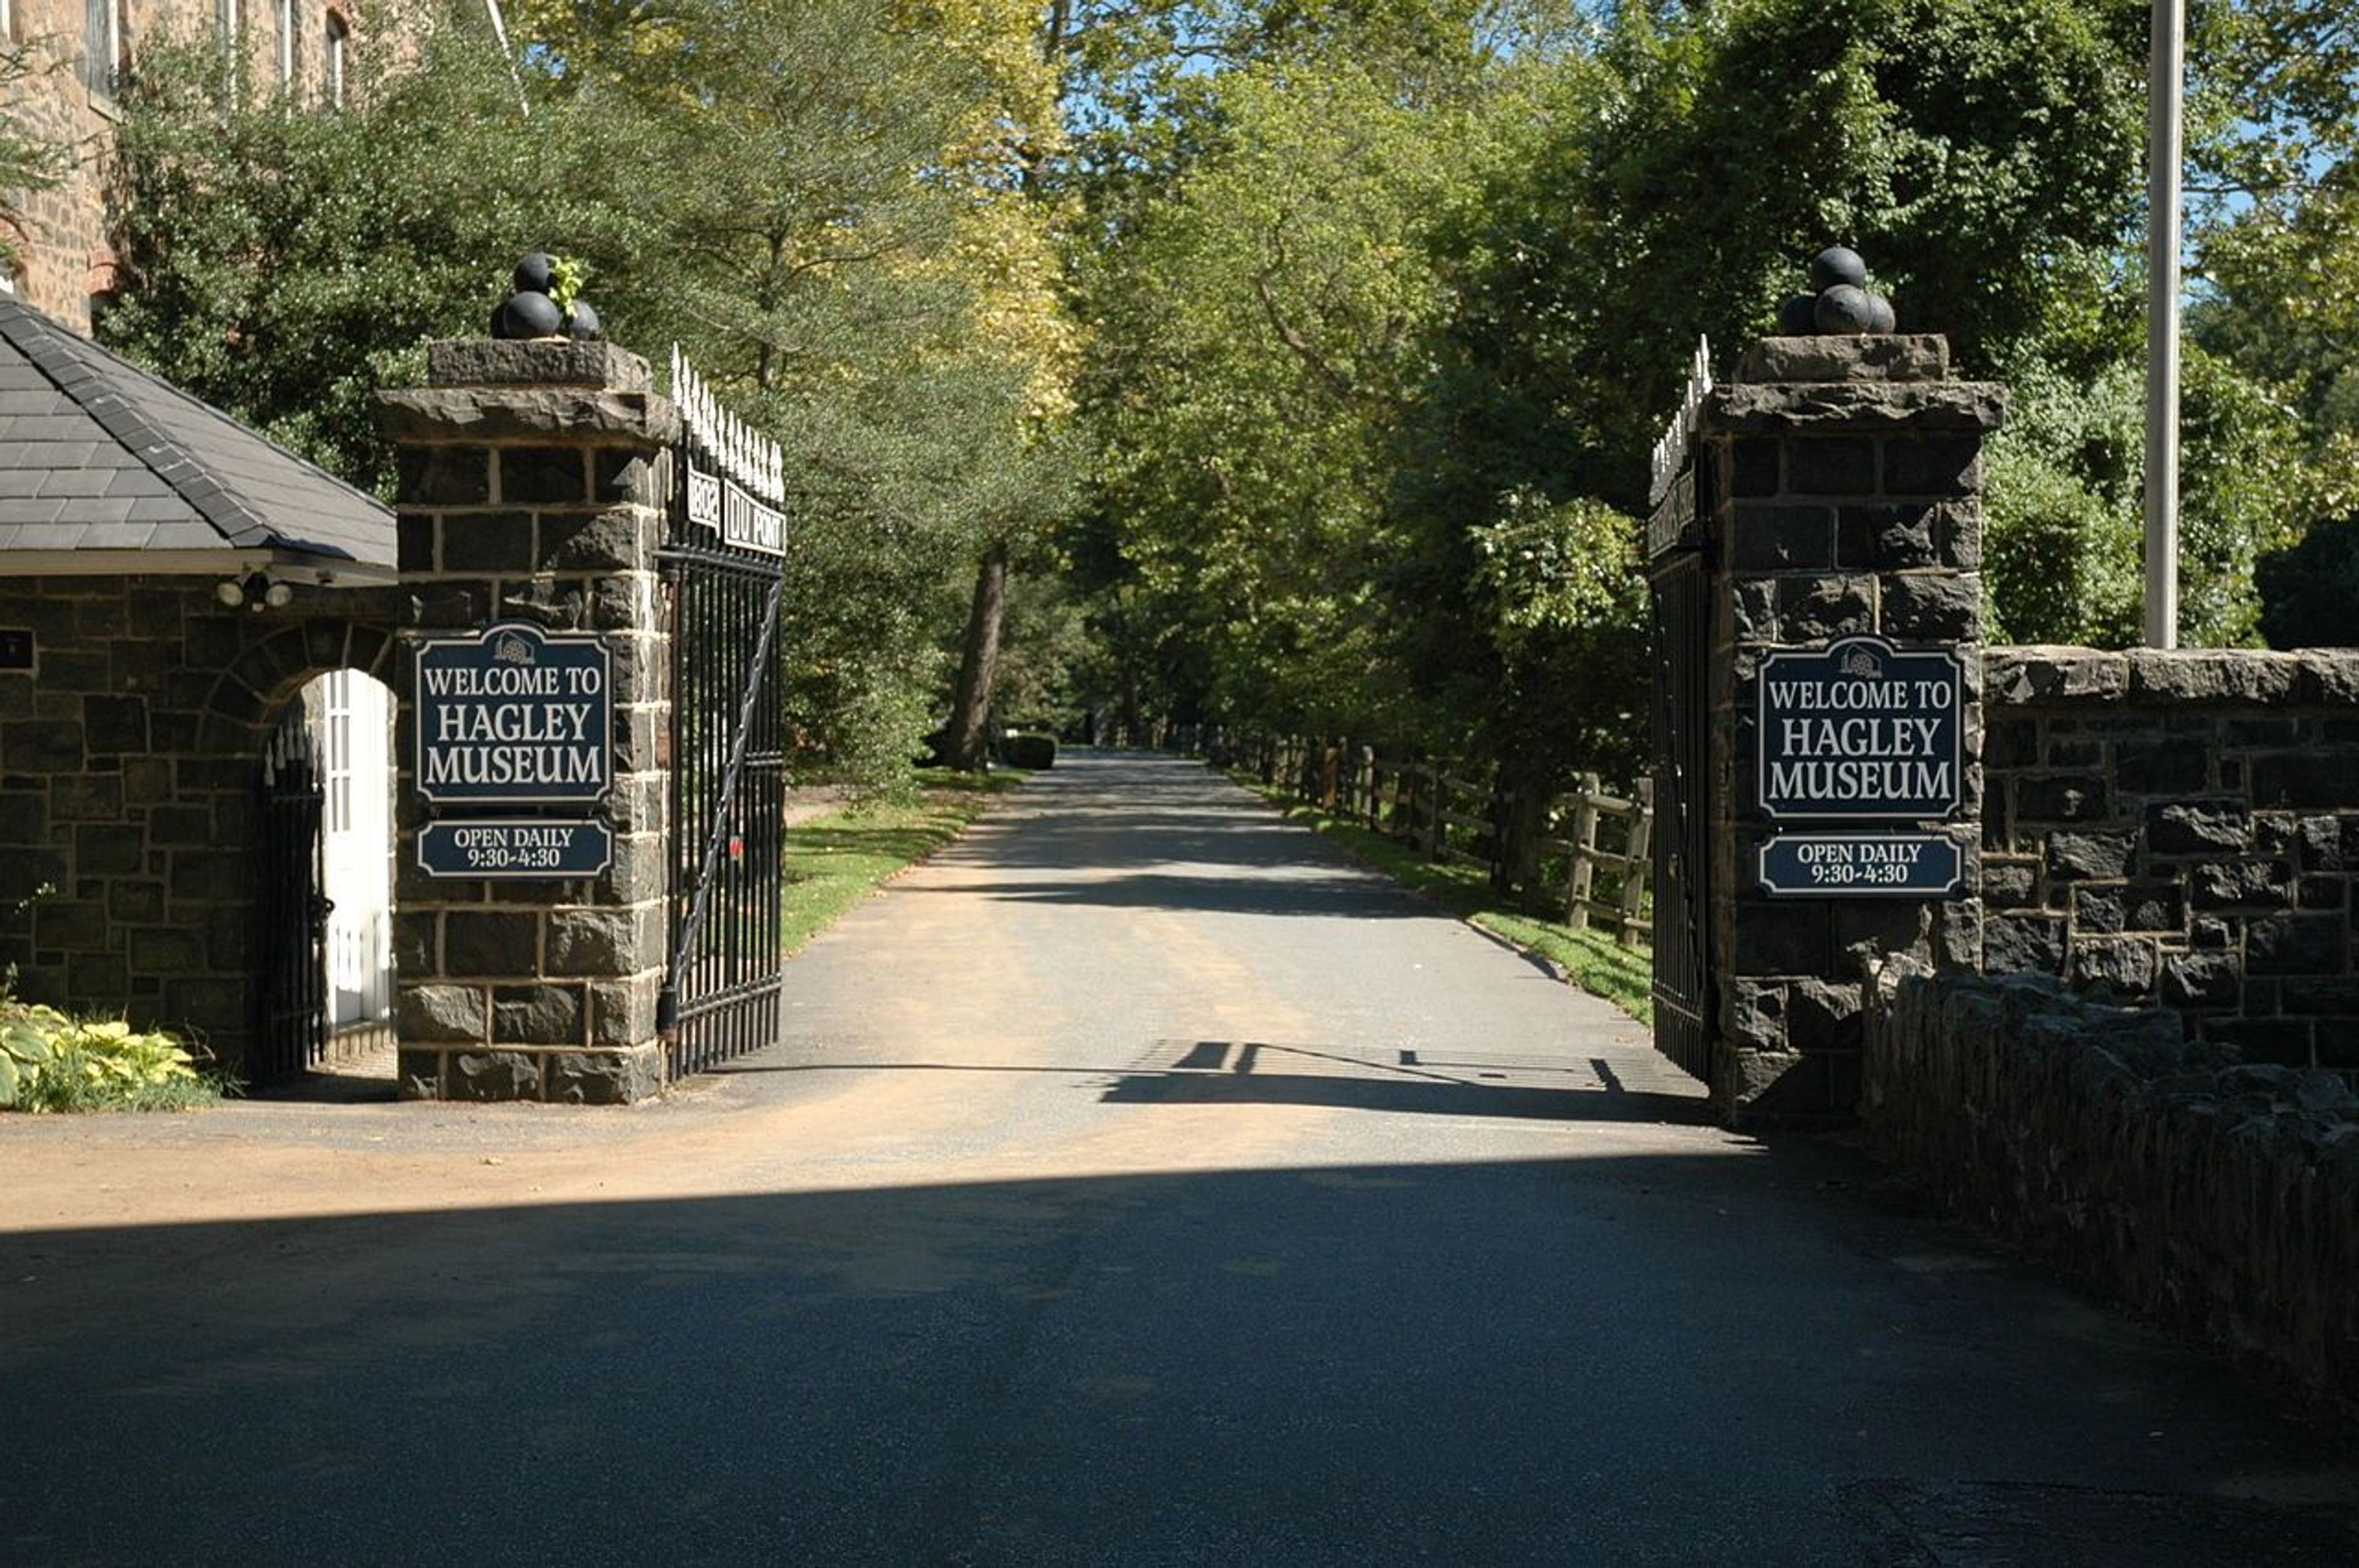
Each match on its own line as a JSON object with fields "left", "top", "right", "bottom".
{"left": 68, "top": 0, "right": 2359, "bottom": 797}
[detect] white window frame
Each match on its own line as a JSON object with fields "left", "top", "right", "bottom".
{"left": 324, "top": 11, "right": 346, "bottom": 109}
{"left": 84, "top": 0, "right": 125, "bottom": 98}
{"left": 276, "top": 0, "right": 295, "bottom": 89}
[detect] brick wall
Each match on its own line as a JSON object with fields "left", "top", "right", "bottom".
{"left": 4, "top": 0, "right": 405, "bottom": 333}
{"left": 1982, "top": 646, "right": 2359, "bottom": 1074}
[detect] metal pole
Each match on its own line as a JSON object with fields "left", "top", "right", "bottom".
{"left": 2143, "top": 0, "right": 2183, "bottom": 649}
{"left": 483, "top": 0, "right": 532, "bottom": 118}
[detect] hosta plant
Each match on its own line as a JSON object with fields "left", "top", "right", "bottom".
{"left": 0, "top": 1005, "right": 219, "bottom": 1113}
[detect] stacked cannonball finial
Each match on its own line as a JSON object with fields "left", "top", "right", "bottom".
{"left": 1778, "top": 247, "right": 1895, "bottom": 337}
{"left": 490, "top": 251, "right": 604, "bottom": 341}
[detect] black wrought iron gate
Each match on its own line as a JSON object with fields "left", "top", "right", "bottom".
{"left": 659, "top": 353, "right": 789, "bottom": 1077}
{"left": 254, "top": 703, "right": 330, "bottom": 1080}
{"left": 1645, "top": 346, "right": 1718, "bottom": 1082}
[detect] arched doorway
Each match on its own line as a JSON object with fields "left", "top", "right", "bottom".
{"left": 253, "top": 668, "right": 396, "bottom": 1088}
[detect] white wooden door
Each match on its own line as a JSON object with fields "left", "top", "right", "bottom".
{"left": 316, "top": 670, "right": 393, "bottom": 1029}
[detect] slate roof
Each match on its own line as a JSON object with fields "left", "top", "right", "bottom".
{"left": 0, "top": 298, "right": 395, "bottom": 571}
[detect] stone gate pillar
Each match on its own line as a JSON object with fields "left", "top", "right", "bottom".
{"left": 1693, "top": 333, "right": 2005, "bottom": 1123}
{"left": 376, "top": 338, "right": 675, "bottom": 1102}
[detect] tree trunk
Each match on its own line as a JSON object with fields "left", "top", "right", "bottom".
{"left": 945, "top": 539, "right": 1011, "bottom": 771}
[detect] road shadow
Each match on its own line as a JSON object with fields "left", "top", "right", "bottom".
{"left": 1096, "top": 1038, "right": 1706, "bottom": 1123}
{"left": 708, "top": 1044, "right": 1708, "bottom": 1125}
{"left": 910, "top": 870, "right": 1431, "bottom": 918}
{"left": 4, "top": 1153, "right": 2354, "bottom": 1564}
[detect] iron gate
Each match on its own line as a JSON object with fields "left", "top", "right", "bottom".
{"left": 1645, "top": 341, "right": 1718, "bottom": 1081}
{"left": 254, "top": 701, "right": 331, "bottom": 1080}
{"left": 659, "top": 353, "right": 789, "bottom": 1077}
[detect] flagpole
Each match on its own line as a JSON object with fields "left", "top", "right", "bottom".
{"left": 2144, "top": 0, "right": 2183, "bottom": 649}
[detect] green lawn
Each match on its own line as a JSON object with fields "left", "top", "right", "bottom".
{"left": 1236, "top": 779, "right": 1654, "bottom": 1023}
{"left": 780, "top": 768, "right": 1026, "bottom": 954}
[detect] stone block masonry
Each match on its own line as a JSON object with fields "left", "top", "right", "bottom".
{"left": 1982, "top": 646, "right": 2359, "bottom": 1074}
{"left": 1691, "top": 334, "right": 2003, "bottom": 1125}
{"left": 1864, "top": 964, "right": 2359, "bottom": 1413}
{"left": 0, "top": 577, "right": 404, "bottom": 1067}
{"left": 376, "top": 339, "right": 676, "bottom": 1104}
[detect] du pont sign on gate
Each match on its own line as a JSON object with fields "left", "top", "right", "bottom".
{"left": 1755, "top": 636, "right": 1965, "bottom": 898}
{"left": 414, "top": 622, "right": 616, "bottom": 879}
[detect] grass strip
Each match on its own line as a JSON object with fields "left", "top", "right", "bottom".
{"left": 780, "top": 767, "right": 1026, "bottom": 954}
{"left": 1237, "top": 778, "right": 1654, "bottom": 1023}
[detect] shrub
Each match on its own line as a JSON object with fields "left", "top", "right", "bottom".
{"left": 1002, "top": 733, "right": 1057, "bottom": 770}
{"left": 0, "top": 1005, "right": 221, "bottom": 1113}
{"left": 2257, "top": 520, "right": 2359, "bottom": 649}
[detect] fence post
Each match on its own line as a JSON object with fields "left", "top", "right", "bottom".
{"left": 1619, "top": 777, "right": 1655, "bottom": 948}
{"left": 1426, "top": 766, "right": 1447, "bottom": 859}
{"left": 1566, "top": 772, "right": 1600, "bottom": 929}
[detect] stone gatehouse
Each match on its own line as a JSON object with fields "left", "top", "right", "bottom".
{"left": 0, "top": 295, "right": 730, "bottom": 1102}
{"left": 0, "top": 296, "right": 402, "bottom": 1068}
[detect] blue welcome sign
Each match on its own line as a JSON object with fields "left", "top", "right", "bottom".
{"left": 414, "top": 622, "right": 614, "bottom": 806}
{"left": 1756, "top": 636, "right": 1963, "bottom": 822}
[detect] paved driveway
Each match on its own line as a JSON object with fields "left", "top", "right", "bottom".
{"left": 1, "top": 752, "right": 2353, "bottom": 1564}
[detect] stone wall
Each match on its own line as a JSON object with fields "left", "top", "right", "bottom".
{"left": 0, "top": 572, "right": 402, "bottom": 1064}
{"left": 1691, "top": 334, "right": 2000, "bottom": 1124}
{"left": 375, "top": 337, "right": 674, "bottom": 1104}
{"left": 1982, "top": 646, "right": 2359, "bottom": 1074}
{"left": 0, "top": 337, "right": 678, "bottom": 1102}
{"left": 1863, "top": 962, "right": 2359, "bottom": 1411}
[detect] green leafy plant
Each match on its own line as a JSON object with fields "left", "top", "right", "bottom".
{"left": 0, "top": 1015, "right": 55, "bottom": 1106}
{"left": 0, "top": 1005, "right": 219, "bottom": 1113}
{"left": 547, "top": 254, "right": 586, "bottom": 318}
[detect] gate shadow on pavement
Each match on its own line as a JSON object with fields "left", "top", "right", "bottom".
{"left": 936, "top": 814, "right": 1367, "bottom": 875}
{"left": 913, "top": 871, "right": 1431, "bottom": 918}
{"left": 1095, "top": 1038, "right": 1709, "bottom": 1124}
{"left": 707, "top": 1051, "right": 1710, "bottom": 1125}
{"left": 1092, "top": 1066, "right": 1702, "bottom": 1123}
{"left": 4, "top": 1149, "right": 2355, "bottom": 1564}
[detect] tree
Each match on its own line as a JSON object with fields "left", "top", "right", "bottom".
{"left": 103, "top": 23, "right": 636, "bottom": 486}
{"left": 2183, "top": 0, "right": 2359, "bottom": 639}
{"left": 0, "top": 39, "right": 68, "bottom": 278}
{"left": 1078, "top": 60, "right": 1474, "bottom": 741}
{"left": 105, "top": 1, "right": 1075, "bottom": 782}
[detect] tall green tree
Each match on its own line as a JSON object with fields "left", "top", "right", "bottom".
{"left": 105, "top": 1, "right": 1071, "bottom": 781}
{"left": 2190, "top": 0, "right": 2359, "bottom": 564}
{"left": 1079, "top": 60, "right": 1476, "bottom": 736}
{"left": 0, "top": 39, "right": 67, "bottom": 278}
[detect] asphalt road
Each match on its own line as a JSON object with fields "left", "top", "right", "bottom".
{"left": 2, "top": 751, "right": 2354, "bottom": 1564}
